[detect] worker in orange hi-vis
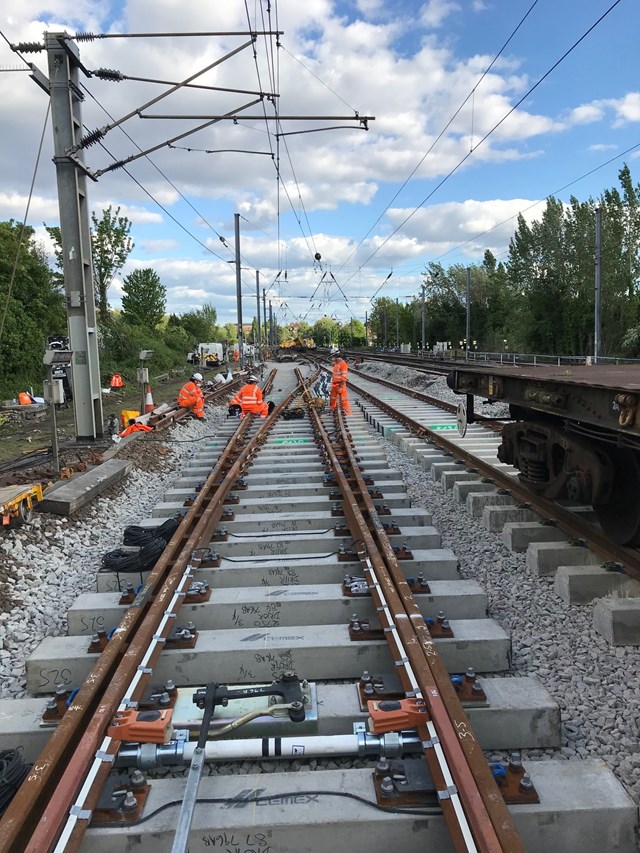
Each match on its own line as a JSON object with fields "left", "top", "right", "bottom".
{"left": 177, "top": 372, "right": 205, "bottom": 419}
{"left": 228, "top": 375, "right": 274, "bottom": 418}
{"left": 119, "top": 419, "right": 153, "bottom": 437}
{"left": 329, "top": 350, "right": 352, "bottom": 415}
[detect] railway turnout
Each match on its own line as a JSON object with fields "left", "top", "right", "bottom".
{"left": 0, "top": 362, "right": 636, "bottom": 852}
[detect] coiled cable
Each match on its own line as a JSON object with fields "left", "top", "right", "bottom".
{"left": 123, "top": 516, "right": 180, "bottom": 546}
{"left": 0, "top": 748, "right": 30, "bottom": 816}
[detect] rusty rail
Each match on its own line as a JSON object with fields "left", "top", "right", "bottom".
{"left": 298, "top": 368, "right": 524, "bottom": 852}
{"left": 348, "top": 379, "right": 640, "bottom": 582}
{"left": 0, "top": 370, "right": 299, "bottom": 853}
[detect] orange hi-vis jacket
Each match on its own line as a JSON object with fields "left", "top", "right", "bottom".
{"left": 230, "top": 383, "right": 269, "bottom": 417}
{"left": 119, "top": 422, "right": 153, "bottom": 437}
{"left": 331, "top": 358, "right": 348, "bottom": 385}
{"left": 177, "top": 380, "right": 205, "bottom": 418}
{"left": 330, "top": 358, "right": 351, "bottom": 414}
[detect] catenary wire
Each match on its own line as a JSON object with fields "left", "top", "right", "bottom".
{"left": 341, "top": 0, "right": 624, "bottom": 287}
{"left": 0, "top": 86, "right": 52, "bottom": 346}
{"left": 333, "top": 0, "right": 542, "bottom": 277}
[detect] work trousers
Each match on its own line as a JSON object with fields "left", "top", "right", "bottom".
{"left": 330, "top": 382, "right": 352, "bottom": 415}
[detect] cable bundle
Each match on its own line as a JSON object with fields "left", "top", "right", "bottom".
{"left": 0, "top": 749, "right": 30, "bottom": 816}
{"left": 101, "top": 538, "right": 166, "bottom": 573}
{"left": 123, "top": 517, "right": 180, "bottom": 546}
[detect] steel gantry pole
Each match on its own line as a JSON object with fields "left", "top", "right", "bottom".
{"left": 255, "top": 271, "right": 262, "bottom": 361}
{"left": 234, "top": 213, "right": 244, "bottom": 369}
{"left": 595, "top": 206, "right": 602, "bottom": 363}
{"left": 466, "top": 267, "right": 471, "bottom": 360}
{"left": 262, "top": 289, "right": 267, "bottom": 351}
{"left": 421, "top": 283, "right": 426, "bottom": 354}
{"left": 46, "top": 34, "right": 103, "bottom": 439}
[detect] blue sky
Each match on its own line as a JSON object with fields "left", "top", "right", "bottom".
{"left": 0, "top": 0, "right": 638, "bottom": 327}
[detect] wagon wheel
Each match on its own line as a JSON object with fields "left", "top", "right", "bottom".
{"left": 18, "top": 499, "right": 33, "bottom": 525}
{"left": 594, "top": 448, "right": 640, "bottom": 546}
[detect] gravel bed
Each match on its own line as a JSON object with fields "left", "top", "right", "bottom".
{"left": 0, "top": 406, "right": 227, "bottom": 700}
{"left": 354, "top": 361, "right": 510, "bottom": 418}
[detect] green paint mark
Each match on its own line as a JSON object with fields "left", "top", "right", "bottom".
{"left": 272, "top": 438, "right": 311, "bottom": 444}
{"left": 429, "top": 424, "right": 458, "bottom": 431}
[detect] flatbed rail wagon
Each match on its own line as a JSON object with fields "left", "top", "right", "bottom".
{"left": 447, "top": 363, "right": 640, "bottom": 546}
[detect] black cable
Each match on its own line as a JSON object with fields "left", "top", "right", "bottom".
{"left": 221, "top": 551, "right": 342, "bottom": 563}
{"left": 123, "top": 517, "right": 180, "bottom": 546}
{"left": 0, "top": 749, "right": 30, "bottom": 816}
{"left": 101, "top": 537, "right": 166, "bottom": 573}
{"left": 126, "top": 788, "right": 438, "bottom": 826}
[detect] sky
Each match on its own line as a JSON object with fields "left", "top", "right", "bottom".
{"left": 0, "top": 0, "right": 639, "bottom": 329}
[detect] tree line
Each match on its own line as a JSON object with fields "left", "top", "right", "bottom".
{"left": 367, "top": 165, "right": 640, "bottom": 356}
{"left": 1, "top": 164, "right": 639, "bottom": 399}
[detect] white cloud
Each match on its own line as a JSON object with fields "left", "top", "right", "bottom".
{"left": 568, "top": 104, "right": 604, "bottom": 125}
{"left": 1, "top": 1, "right": 637, "bottom": 325}
{"left": 587, "top": 143, "right": 617, "bottom": 152}
{"left": 420, "top": 0, "right": 460, "bottom": 28}
{"left": 609, "top": 92, "right": 640, "bottom": 125}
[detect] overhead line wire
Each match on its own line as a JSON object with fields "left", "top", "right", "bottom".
{"left": 432, "top": 139, "right": 640, "bottom": 266}
{"left": 344, "top": 0, "right": 624, "bottom": 286}
{"left": 0, "top": 87, "right": 52, "bottom": 345}
{"left": 333, "top": 0, "right": 541, "bottom": 276}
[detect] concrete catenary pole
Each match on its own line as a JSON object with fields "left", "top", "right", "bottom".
{"left": 46, "top": 34, "right": 103, "bottom": 439}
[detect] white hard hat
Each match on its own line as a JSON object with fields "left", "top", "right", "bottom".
{"left": 248, "top": 375, "right": 257, "bottom": 382}
{"left": 192, "top": 372, "right": 203, "bottom": 382}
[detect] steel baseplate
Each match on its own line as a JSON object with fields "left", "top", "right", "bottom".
{"left": 373, "top": 758, "right": 438, "bottom": 807}
{"left": 357, "top": 671, "right": 488, "bottom": 710}
{"left": 90, "top": 772, "right": 150, "bottom": 826}
{"left": 491, "top": 755, "right": 540, "bottom": 805}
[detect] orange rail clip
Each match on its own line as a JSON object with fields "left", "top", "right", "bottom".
{"left": 367, "top": 698, "right": 429, "bottom": 733}
{"left": 107, "top": 708, "right": 174, "bottom": 743}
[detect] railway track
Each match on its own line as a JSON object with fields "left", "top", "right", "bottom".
{"left": 0, "top": 362, "right": 636, "bottom": 852}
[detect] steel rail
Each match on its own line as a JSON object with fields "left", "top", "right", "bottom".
{"left": 301, "top": 373, "right": 521, "bottom": 852}
{"left": 330, "top": 404, "right": 524, "bottom": 852}
{"left": 0, "top": 371, "right": 297, "bottom": 852}
{"left": 349, "top": 379, "right": 640, "bottom": 582}
{"left": 310, "top": 357, "right": 502, "bottom": 432}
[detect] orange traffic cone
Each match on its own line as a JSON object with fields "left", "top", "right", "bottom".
{"left": 144, "top": 384, "right": 155, "bottom": 413}
{"left": 110, "top": 373, "right": 125, "bottom": 389}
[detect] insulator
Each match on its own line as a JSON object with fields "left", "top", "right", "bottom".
{"left": 93, "top": 67, "right": 123, "bottom": 82}
{"left": 75, "top": 32, "right": 104, "bottom": 41}
{"left": 79, "top": 127, "right": 105, "bottom": 148}
{"left": 14, "top": 42, "right": 43, "bottom": 53}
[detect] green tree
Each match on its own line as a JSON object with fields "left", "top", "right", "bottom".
{"left": 121, "top": 268, "right": 166, "bottom": 329}
{"left": 312, "top": 316, "right": 340, "bottom": 347}
{"left": 45, "top": 205, "right": 134, "bottom": 325}
{"left": 338, "top": 319, "right": 366, "bottom": 347}
{"left": 0, "top": 220, "right": 66, "bottom": 397}
{"left": 92, "top": 206, "right": 134, "bottom": 325}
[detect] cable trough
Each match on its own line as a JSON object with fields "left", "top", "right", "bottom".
{"left": 0, "top": 363, "right": 636, "bottom": 852}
